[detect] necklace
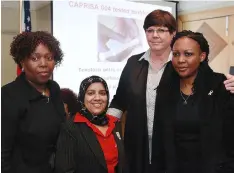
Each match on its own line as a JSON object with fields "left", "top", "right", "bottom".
{"left": 180, "top": 90, "right": 192, "bottom": 105}
{"left": 42, "top": 88, "right": 47, "bottom": 96}
{"left": 42, "top": 88, "right": 50, "bottom": 103}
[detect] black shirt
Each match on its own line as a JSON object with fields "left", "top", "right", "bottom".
{"left": 1, "top": 73, "right": 65, "bottom": 173}
{"left": 175, "top": 92, "right": 202, "bottom": 173}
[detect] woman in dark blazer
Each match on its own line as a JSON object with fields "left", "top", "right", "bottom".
{"left": 55, "top": 76, "right": 127, "bottom": 173}
{"left": 1, "top": 31, "right": 65, "bottom": 173}
{"left": 152, "top": 30, "right": 234, "bottom": 173}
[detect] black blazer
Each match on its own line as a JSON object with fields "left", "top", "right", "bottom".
{"left": 1, "top": 73, "right": 65, "bottom": 173}
{"left": 55, "top": 117, "right": 127, "bottom": 173}
{"left": 109, "top": 52, "right": 148, "bottom": 173}
{"left": 109, "top": 52, "right": 171, "bottom": 173}
{"left": 152, "top": 62, "right": 234, "bottom": 173}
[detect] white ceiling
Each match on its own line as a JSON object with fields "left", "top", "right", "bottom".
{"left": 1, "top": 1, "right": 234, "bottom": 12}
{"left": 178, "top": 1, "right": 234, "bottom": 14}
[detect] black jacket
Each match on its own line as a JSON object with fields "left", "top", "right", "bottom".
{"left": 110, "top": 52, "right": 234, "bottom": 173}
{"left": 54, "top": 117, "right": 127, "bottom": 173}
{"left": 152, "top": 62, "right": 234, "bottom": 173}
{"left": 110, "top": 52, "right": 157, "bottom": 173}
{"left": 1, "top": 73, "right": 65, "bottom": 173}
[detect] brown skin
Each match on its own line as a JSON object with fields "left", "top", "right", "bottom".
{"left": 84, "top": 82, "right": 108, "bottom": 135}
{"left": 172, "top": 37, "right": 206, "bottom": 94}
{"left": 21, "top": 43, "right": 55, "bottom": 94}
{"left": 84, "top": 82, "right": 108, "bottom": 116}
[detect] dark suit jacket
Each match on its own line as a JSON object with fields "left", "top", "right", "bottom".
{"left": 152, "top": 62, "right": 234, "bottom": 173}
{"left": 1, "top": 73, "right": 65, "bottom": 173}
{"left": 110, "top": 52, "right": 168, "bottom": 173}
{"left": 55, "top": 117, "right": 127, "bottom": 173}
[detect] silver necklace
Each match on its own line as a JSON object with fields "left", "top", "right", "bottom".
{"left": 42, "top": 89, "right": 46, "bottom": 96}
{"left": 180, "top": 90, "right": 192, "bottom": 105}
{"left": 42, "top": 89, "right": 50, "bottom": 103}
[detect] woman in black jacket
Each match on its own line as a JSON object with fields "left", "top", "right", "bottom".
{"left": 55, "top": 76, "right": 127, "bottom": 173}
{"left": 152, "top": 30, "right": 234, "bottom": 173}
{"left": 1, "top": 31, "right": 65, "bottom": 173}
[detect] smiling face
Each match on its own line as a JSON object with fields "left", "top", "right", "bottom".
{"left": 21, "top": 43, "right": 55, "bottom": 85}
{"left": 145, "top": 26, "right": 175, "bottom": 52}
{"left": 172, "top": 37, "right": 206, "bottom": 79}
{"left": 84, "top": 82, "right": 108, "bottom": 115}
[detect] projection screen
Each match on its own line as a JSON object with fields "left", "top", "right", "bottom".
{"left": 52, "top": 0, "right": 177, "bottom": 100}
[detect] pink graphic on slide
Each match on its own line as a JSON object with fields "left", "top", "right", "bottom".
{"left": 97, "top": 16, "right": 144, "bottom": 62}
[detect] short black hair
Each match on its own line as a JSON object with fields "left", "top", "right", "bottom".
{"left": 170, "top": 30, "right": 210, "bottom": 62}
{"left": 10, "top": 31, "right": 63, "bottom": 68}
{"left": 60, "top": 88, "right": 79, "bottom": 116}
{"left": 143, "top": 9, "right": 176, "bottom": 34}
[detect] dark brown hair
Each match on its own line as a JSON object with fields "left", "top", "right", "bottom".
{"left": 143, "top": 9, "right": 176, "bottom": 34}
{"left": 10, "top": 31, "right": 63, "bottom": 68}
{"left": 61, "top": 88, "right": 79, "bottom": 116}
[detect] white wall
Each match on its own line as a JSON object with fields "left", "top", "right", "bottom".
{"left": 36, "top": 4, "right": 51, "bottom": 33}
{"left": 2, "top": 7, "right": 21, "bottom": 86}
{"left": 1, "top": 4, "right": 51, "bottom": 86}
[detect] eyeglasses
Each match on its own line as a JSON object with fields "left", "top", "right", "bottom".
{"left": 146, "top": 28, "right": 169, "bottom": 35}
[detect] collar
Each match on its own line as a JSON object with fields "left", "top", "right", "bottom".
{"left": 74, "top": 112, "right": 118, "bottom": 124}
{"left": 138, "top": 49, "right": 172, "bottom": 64}
{"left": 15, "top": 72, "right": 56, "bottom": 101}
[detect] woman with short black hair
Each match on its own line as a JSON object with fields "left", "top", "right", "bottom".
{"left": 1, "top": 31, "right": 65, "bottom": 173}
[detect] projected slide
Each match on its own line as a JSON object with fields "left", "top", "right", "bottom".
{"left": 97, "top": 16, "right": 142, "bottom": 62}
{"left": 53, "top": 1, "right": 173, "bottom": 100}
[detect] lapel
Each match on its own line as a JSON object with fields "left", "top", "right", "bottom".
{"left": 157, "top": 62, "right": 179, "bottom": 127}
{"left": 161, "top": 72, "right": 180, "bottom": 171}
{"left": 198, "top": 71, "right": 224, "bottom": 165}
{"left": 78, "top": 123, "right": 107, "bottom": 170}
{"left": 113, "top": 128, "right": 124, "bottom": 173}
{"left": 131, "top": 59, "right": 149, "bottom": 102}
{"left": 158, "top": 62, "right": 174, "bottom": 88}
{"left": 194, "top": 64, "right": 219, "bottom": 128}
{"left": 15, "top": 72, "right": 65, "bottom": 122}
{"left": 132, "top": 59, "right": 151, "bottom": 164}
{"left": 198, "top": 67, "right": 215, "bottom": 127}
{"left": 199, "top": 81, "right": 214, "bottom": 134}
{"left": 48, "top": 81, "right": 66, "bottom": 122}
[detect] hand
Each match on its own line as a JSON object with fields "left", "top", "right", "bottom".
{"left": 224, "top": 74, "right": 234, "bottom": 93}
